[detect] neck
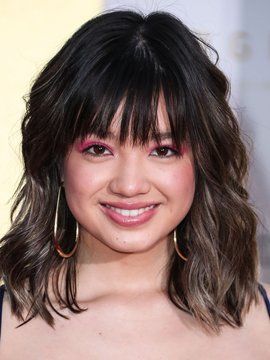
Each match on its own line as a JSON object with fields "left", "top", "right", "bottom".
{"left": 75, "top": 230, "right": 174, "bottom": 301}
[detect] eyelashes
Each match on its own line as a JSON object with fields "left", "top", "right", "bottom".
{"left": 81, "top": 143, "right": 182, "bottom": 159}
{"left": 151, "top": 146, "right": 179, "bottom": 158}
{"left": 84, "top": 144, "right": 111, "bottom": 157}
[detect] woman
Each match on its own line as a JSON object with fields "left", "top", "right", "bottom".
{"left": 0, "top": 9, "right": 269, "bottom": 359}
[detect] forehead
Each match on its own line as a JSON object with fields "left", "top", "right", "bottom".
{"left": 108, "top": 93, "right": 171, "bottom": 138}
{"left": 71, "top": 87, "right": 188, "bottom": 150}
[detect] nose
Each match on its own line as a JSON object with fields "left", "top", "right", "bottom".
{"left": 108, "top": 154, "right": 151, "bottom": 197}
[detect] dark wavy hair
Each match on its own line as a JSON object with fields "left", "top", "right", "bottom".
{"left": 0, "top": 9, "right": 260, "bottom": 335}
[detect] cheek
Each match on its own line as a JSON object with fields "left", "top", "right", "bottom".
{"left": 166, "top": 162, "right": 196, "bottom": 206}
{"left": 62, "top": 155, "right": 104, "bottom": 208}
{"left": 64, "top": 159, "right": 91, "bottom": 193}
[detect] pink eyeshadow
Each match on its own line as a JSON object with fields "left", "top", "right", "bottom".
{"left": 75, "top": 138, "right": 189, "bottom": 155}
{"left": 75, "top": 140, "right": 113, "bottom": 153}
{"left": 181, "top": 143, "right": 188, "bottom": 155}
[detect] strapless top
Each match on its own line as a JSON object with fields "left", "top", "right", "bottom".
{"left": 0, "top": 282, "right": 269, "bottom": 339}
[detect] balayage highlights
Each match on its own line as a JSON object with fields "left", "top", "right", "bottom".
{"left": 0, "top": 9, "right": 260, "bottom": 334}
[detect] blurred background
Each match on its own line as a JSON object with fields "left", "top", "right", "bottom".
{"left": 0, "top": 0, "right": 269, "bottom": 281}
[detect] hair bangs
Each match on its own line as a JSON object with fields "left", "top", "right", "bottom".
{"left": 62, "top": 30, "right": 187, "bottom": 151}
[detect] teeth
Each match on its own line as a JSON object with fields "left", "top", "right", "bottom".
{"left": 106, "top": 204, "right": 155, "bottom": 217}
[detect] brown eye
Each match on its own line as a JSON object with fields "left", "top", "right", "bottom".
{"left": 156, "top": 147, "right": 169, "bottom": 156}
{"left": 151, "top": 146, "right": 178, "bottom": 158}
{"left": 92, "top": 145, "right": 106, "bottom": 155}
{"left": 85, "top": 145, "right": 111, "bottom": 156}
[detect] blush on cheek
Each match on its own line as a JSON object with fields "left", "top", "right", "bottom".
{"left": 63, "top": 155, "right": 92, "bottom": 192}
{"left": 66, "top": 170, "right": 95, "bottom": 196}
{"left": 173, "top": 162, "right": 195, "bottom": 192}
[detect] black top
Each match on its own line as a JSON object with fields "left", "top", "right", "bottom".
{"left": 0, "top": 284, "right": 5, "bottom": 339}
{"left": 0, "top": 282, "right": 269, "bottom": 339}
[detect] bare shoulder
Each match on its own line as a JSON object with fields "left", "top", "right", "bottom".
{"left": 260, "top": 281, "right": 270, "bottom": 296}
{"left": 253, "top": 281, "right": 270, "bottom": 326}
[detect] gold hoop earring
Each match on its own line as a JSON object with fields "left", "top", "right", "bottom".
{"left": 173, "top": 229, "right": 187, "bottom": 261}
{"left": 53, "top": 183, "right": 79, "bottom": 258}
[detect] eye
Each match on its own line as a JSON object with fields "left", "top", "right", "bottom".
{"left": 83, "top": 144, "right": 112, "bottom": 157}
{"left": 151, "top": 146, "right": 180, "bottom": 158}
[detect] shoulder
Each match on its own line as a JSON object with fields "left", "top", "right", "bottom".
{"left": 241, "top": 281, "right": 270, "bottom": 330}
{"left": 260, "top": 281, "right": 270, "bottom": 295}
{"left": 238, "top": 281, "right": 270, "bottom": 355}
{"left": 255, "top": 281, "right": 270, "bottom": 327}
{"left": 259, "top": 281, "right": 270, "bottom": 302}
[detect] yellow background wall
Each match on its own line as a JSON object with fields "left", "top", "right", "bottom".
{"left": 0, "top": 0, "right": 103, "bottom": 235}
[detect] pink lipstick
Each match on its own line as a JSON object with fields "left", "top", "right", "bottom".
{"left": 99, "top": 203, "right": 160, "bottom": 227}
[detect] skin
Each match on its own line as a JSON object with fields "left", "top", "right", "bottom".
{"left": 1, "top": 98, "right": 270, "bottom": 359}
{"left": 62, "top": 97, "right": 195, "bottom": 300}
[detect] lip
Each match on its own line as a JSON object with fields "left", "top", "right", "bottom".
{"left": 100, "top": 201, "right": 159, "bottom": 210}
{"left": 99, "top": 203, "right": 160, "bottom": 228}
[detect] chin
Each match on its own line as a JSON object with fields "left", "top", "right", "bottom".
{"left": 105, "top": 237, "right": 160, "bottom": 253}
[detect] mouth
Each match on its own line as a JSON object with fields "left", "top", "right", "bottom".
{"left": 102, "top": 203, "right": 158, "bottom": 216}
{"left": 99, "top": 203, "right": 160, "bottom": 227}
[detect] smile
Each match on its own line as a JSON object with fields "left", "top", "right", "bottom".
{"left": 100, "top": 203, "right": 159, "bottom": 227}
{"left": 104, "top": 204, "right": 156, "bottom": 217}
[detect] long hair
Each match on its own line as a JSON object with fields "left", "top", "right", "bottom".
{"left": 0, "top": 9, "right": 260, "bottom": 335}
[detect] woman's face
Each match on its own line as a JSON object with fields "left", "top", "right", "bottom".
{"left": 62, "top": 99, "right": 196, "bottom": 254}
